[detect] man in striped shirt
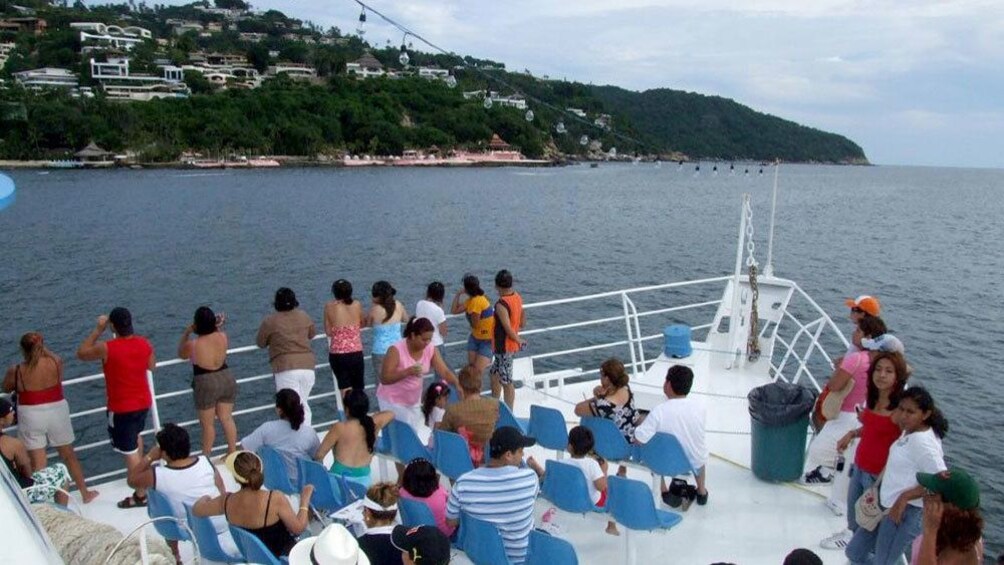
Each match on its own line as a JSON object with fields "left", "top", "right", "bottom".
{"left": 446, "top": 426, "right": 540, "bottom": 564}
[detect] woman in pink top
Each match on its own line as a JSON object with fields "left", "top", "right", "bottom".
{"left": 324, "top": 279, "right": 366, "bottom": 401}
{"left": 378, "top": 317, "right": 458, "bottom": 430}
{"left": 399, "top": 458, "right": 454, "bottom": 536}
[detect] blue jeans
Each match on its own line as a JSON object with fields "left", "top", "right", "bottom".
{"left": 846, "top": 465, "right": 878, "bottom": 532}
{"left": 846, "top": 503, "right": 922, "bottom": 565}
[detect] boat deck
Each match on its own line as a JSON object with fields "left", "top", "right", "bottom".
{"left": 68, "top": 342, "right": 848, "bottom": 564}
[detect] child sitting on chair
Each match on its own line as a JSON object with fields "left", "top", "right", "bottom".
{"left": 528, "top": 425, "right": 619, "bottom": 535}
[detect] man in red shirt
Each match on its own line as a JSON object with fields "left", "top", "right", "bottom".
{"left": 490, "top": 270, "right": 525, "bottom": 410}
{"left": 77, "top": 307, "right": 156, "bottom": 509}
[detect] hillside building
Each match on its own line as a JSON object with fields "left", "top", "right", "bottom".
{"left": 346, "top": 52, "right": 385, "bottom": 79}
{"left": 89, "top": 57, "right": 189, "bottom": 101}
{"left": 13, "top": 67, "right": 79, "bottom": 90}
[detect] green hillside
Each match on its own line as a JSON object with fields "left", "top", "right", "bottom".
{"left": 0, "top": 0, "right": 868, "bottom": 163}
{"left": 592, "top": 86, "right": 867, "bottom": 163}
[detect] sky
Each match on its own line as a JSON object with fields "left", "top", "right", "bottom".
{"left": 160, "top": 1, "right": 1003, "bottom": 168}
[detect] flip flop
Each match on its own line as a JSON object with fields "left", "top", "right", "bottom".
{"left": 117, "top": 492, "right": 148, "bottom": 509}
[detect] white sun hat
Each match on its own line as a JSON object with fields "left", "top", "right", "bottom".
{"left": 288, "top": 523, "right": 371, "bottom": 565}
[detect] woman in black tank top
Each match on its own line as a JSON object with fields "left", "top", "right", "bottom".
{"left": 193, "top": 451, "right": 314, "bottom": 558}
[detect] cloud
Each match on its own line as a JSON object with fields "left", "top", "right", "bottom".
{"left": 125, "top": 1, "right": 1004, "bottom": 166}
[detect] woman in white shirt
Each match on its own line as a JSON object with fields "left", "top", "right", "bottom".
{"left": 845, "top": 386, "right": 948, "bottom": 565}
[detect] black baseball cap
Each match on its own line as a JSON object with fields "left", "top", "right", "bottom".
{"left": 489, "top": 426, "right": 536, "bottom": 459}
{"left": 0, "top": 397, "right": 14, "bottom": 417}
{"left": 390, "top": 525, "right": 450, "bottom": 565}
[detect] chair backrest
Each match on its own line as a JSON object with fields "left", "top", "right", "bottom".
{"left": 258, "top": 445, "right": 297, "bottom": 494}
{"left": 336, "top": 474, "right": 367, "bottom": 503}
{"left": 433, "top": 429, "right": 475, "bottom": 481}
{"left": 388, "top": 419, "right": 432, "bottom": 463}
{"left": 229, "top": 525, "right": 282, "bottom": 565}
{"left": 447, "top": 384, "right": 462, "bottom": 405}
{"left": 496, "top": 401, "right": 525, "bottom": 433}
{"left": 540, "top": 460, "right": 599, "bottom": 514}
{"left": 526, "top": 530, "right": 578, "bottom": 565}
{"left": 146, "top": 488, "right": 190, "bottom": 542}
{"left": 184, "top": 504, "right": 240, "bottom": 563}
{"left": 398, "top": 497, "right": 438, "bottom": 528}
{"left": 607, "top": 476, "right": 663, "bottom": 531}
{"left": 580, "top": 417, "right": 634, "bottom": 462}
{"left": 527, "top": 405, "right": 568, "bottom": 451}
{"left": 297, "top": 458, "right": 343, "bottom": 512}
{"left": 637, "top": 432, "right": 694, "bottom": 477}
{"left": 459, "top": 513, "right": 512, "bottom": 565}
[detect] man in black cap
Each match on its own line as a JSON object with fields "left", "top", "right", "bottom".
{"left": 391, "top": 525, "right": 451, "bottom": 565}
{"left": 77, "top": 307, "right": 156, "bottom": 509}
{"left": 446, "top": 426, "right": 539, "bottom": 564}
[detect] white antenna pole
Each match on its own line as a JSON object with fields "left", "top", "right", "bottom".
{"left": 764, "top": 160, "right": 780, "bottom": 277}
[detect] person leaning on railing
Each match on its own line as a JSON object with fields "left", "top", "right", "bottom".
{"left": 3, "top": 331, "right": 97, "bottom": 502}
{"left": 76, "top": 307, "right": 155, "bottom": 510}
{"left": 178, "top": 306, "right": 238, "bottom": 460}
{"left": 256, "top": 287, "right": 317, "bottom": 427}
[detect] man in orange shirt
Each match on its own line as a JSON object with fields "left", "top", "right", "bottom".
{"left": 490, "top": 270, "right": 525, "bottom": 409}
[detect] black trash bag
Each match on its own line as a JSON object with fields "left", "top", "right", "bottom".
{"left": 747, "top": 381, "right": 817, "bottom": 427}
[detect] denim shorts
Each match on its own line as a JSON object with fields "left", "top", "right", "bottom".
{"left": 466, "top": 335, "right": 493, "bottom": 359}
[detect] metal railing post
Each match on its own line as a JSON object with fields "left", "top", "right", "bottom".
{"left": 622, "top": 293, "right": 640, "bottom": 376}
{"left": 146, "top": 370, "right": 161, "bottom": 431}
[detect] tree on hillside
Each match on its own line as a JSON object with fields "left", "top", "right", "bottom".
{"left": 214, "top": 0, "right": 248, "bottom": 9}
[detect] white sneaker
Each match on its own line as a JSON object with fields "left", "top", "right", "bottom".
{"left": 824, "top": 498, "right": 845, "bottom": 516}
{"left": 819, "top": 529, "right": 852, "bottom": 550}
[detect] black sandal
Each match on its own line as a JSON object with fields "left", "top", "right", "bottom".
{"left": 117, "top": 492, "right": 148, "bottom": 509}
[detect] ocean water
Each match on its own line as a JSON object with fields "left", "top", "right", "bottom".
{"left": 2, "top": 163, "right": 1002, "bottom": 551}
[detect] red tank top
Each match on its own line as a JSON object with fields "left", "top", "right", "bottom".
{"left": 854, "top": 409, "right": 901, "bottom": 475}
{"left": 103, "top": 337, "right": 154, "bottom": 413}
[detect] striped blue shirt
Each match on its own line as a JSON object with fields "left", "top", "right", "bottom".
{"left": 446, "top": 465, "right": 539, "bottom": 564}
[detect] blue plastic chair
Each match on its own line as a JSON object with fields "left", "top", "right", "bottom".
{"left": 184, "top": 504, "right": 243, "bottom": 563}
{"left": 146, "top": 489, "right": 190, "bottom": 543}
{"left": 540, "top": 460, "right": 605, "bottom": 515}
{"left": 459, "top": 513, "right": 512, "bottom": 565}
{"left": 527, "top": 405, "right": 568, "bottom": 458}
{"left": 607, "top": 476, "right": 682, "bottom": 565}
{"left": 580, "top": 417, "right": 637, "bottom": 463}
{"left": 447, "top": 384, "right": 462, "bottom": 405}
{"left": 258, "top": 445, "right": 297, "bottom": 495}
{"left": 637, "top": 432, "right": 694, "bottom": 478}
{"left": 398, "top": 497, "right": 438, "bottom": 528}
{"left": 297, "top": 458, "right": 344, "bottom": 513}
{"left": 526, "top": 529, "right": 578, "bottom": 565}
{"left": 229, "top": 525, "right": 283, "bottom": 565}
{"left": 388, "top": 419, "right": 432, "bottom": 464}
{"left": 336, "top": 474, "right": 368, "bottom": 503}
{"left": 433, "top": 429, "right": 475, "bottom": 481}
{"left": 496, "top": 401, "right": 528, "bottom": 433}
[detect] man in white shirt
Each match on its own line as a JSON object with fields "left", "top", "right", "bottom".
{"left": 634, "top": 365, "right": 709, "bottom": 505}
{"left": 415, "top": 282, "right": 448, "bottom": 358}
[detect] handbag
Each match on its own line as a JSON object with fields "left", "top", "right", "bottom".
{"left": 854, "top": 471, "right": 886, "bottom": 531}
{"left": 816, "top": 353, "right": 866, "bottom": 423}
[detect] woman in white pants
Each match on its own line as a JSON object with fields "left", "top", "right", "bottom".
{"left": 257, "top": 287, "right": 318, "bottom": 426}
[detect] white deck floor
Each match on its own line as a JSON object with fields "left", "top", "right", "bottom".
{"left": 62, "top": 344, "right": 850, "bottom": 565}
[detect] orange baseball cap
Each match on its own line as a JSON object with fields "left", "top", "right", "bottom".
{"left": 845, "top": 295, "right": 880, "bottom": 317}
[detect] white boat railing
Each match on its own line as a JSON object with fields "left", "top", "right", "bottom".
{"left": 42, "top": 275, "right": 849, "bottom": 485}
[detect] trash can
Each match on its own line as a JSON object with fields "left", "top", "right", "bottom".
{"left": 747, "top": 382, "right": 817, "bottom": 482}
{"left": 663, "top": 324, "right": 692, "bottom": 358}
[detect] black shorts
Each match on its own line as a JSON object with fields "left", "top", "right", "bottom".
{"left": 329, "top": 351, "right": 365, "bottom": 391}
{"left": 107, "top": 409, "right": 149, "bottom": 454}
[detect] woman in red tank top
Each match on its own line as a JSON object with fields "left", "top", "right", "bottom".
{"left": 3, "top": 332, "right": 97, "bottom": 502}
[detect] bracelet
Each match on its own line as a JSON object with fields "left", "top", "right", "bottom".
{"left": 299, "top": 506, "right": 309, "bottom": 512}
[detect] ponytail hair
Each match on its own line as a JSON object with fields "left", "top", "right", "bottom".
{"left": 345, "top": 389, "right": 376, "bottom": 452}
{"left": 233, "top": 452, "right": 265, "bottom": 490}
{"left": 404, "top": 316, "right": 435, "bottom": 339}
{"left": 462, "top": 274, "right": 484, "bottom": 297}
{"left": 371, "top": 281, "right": 397, "bottom": 322}
{"left": 19, "top": 332, "right": 57, "bottom": 369}
{"left": 275, "top": 389, "right": 306, "bottom": 431}
{"left": 899, "top": 386, "right": 949, "bottom": 439}
{"left": 422, "top": 381, "right": 450, "bottom": 423}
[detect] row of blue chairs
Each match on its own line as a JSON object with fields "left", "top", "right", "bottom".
{"left": 459, "top": 513, "right": 578, "bottom": 565}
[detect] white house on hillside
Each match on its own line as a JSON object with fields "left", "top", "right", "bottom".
{"left": 72, "top": 22, "right": 151, "bottom": 52}
{"left": 346, "top": 52, "right": 385, "bottom": 79}
{"left": 13, "top": 67, "right": 79, "bottom": 90}
{"left": 418, "top": 66, "right": 449, "bottom": 80}
{"left": 0, "top": 42, "right": 15, "bottom": 69}
{"left": 267, "top": 63, "right": 317, "bottom": 80}
{"left": 89, "top": 57, "right": 189, "bottom": 101}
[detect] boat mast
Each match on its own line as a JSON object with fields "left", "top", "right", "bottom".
{"left": 727, "top": 194, "right": 750, "bottom": 369}
{"left": 764, "top": 160, "right": 780, "bottom": 277}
